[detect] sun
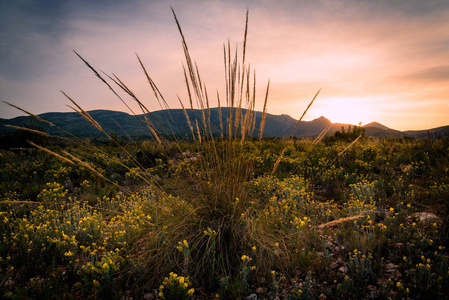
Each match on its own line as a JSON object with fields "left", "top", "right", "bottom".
{"left": 311, "top": 97, "right": 375, "bottom": 125}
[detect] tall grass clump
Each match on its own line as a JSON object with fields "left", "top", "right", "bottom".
{"left": 139, "top": 9, "right": 277, "bottom": 288}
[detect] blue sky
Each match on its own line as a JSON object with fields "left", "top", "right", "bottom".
{"left": 1, "top": 0, "right": 449, "bottom": 130}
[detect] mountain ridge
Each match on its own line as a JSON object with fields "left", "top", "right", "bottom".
{"left": 1, "top": 108, "right": 448, "bottom": 140}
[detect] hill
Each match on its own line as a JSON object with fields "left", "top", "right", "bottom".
{"left": 1, "top": 108, "right": 448, "bottom": 140}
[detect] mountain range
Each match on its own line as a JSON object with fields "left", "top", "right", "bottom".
{"left": 1, "top": 108, "right": 448, "bottom": 140}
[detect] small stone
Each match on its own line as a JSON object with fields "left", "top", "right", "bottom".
{"left": 395, "top": 243, "right": 403, "bottom": 248}
{"left": 330, "top": 261, "right": 339, "bottom": 269}
{"left": 4, "top": 279, "right": 15, "bottom": 288}
{"left": 247, "top": 293, "right": 258, "bottom": 300}
{"left": 143, "top": 292, "right": 156, "bottom": 300}
{"left": 338, "top": 266, "right": 348, "bottom": 273}
{"left": 386, "top": 263, "right": 398, "bottom": 270}
{"left": 334, "top": 246, "right": 340, "bottom": 252}
{"left": 367, "top": 285, "right": 377, "bottom": 291}
{"left": 256, "top": 287, "right": 267, "bottom": 294}
{"left": 409, "top": 212, "right": 440, "bottom": 224}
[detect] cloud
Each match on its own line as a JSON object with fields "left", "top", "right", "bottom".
{"left": 405, "top": 66, "right": 449, "bottom": 82}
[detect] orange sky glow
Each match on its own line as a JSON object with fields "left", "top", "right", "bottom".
{"left": 1, "top": 0, "right": 448, "bottom": 131}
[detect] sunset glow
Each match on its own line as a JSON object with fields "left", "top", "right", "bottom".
{"left": 1, "top": 0, "right": 449, "bottom": 131}
{"left": 309, "top": 97, "right": 377, "bottom": 126}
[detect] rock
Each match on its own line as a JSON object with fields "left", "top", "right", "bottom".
{"left": 409, "top": 212, "right": 440, "bottom": 224}
{"left": 395, "top": 243, "right": 403, "bottom": 248}
{"left": 330, "top": 261, "right": 339, "bottom": 269}
{"left": 367, "top": 285, "right": 377, "bottom": 291}
{"left": 386, "top": 263, "right": 398, "bottom": 271}
{"left": 338, "top": 266, "right": 348, "bottom": 273}
{"left": 256, "top": 287, "right": 267, "bottom": 294}
{"left": 247, "top": 293, "right": 258, "bottom": 300}
{"left": 4, "top": 279, "right": 15, "bottom": 288}
{"left": 143, "top": 292, "right": 156, "bottom": 300}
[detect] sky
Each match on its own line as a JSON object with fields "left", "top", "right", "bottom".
{"left": 1, "top": 0, "right": 449, "bottom": 131}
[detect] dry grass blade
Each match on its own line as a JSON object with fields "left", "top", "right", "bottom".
{"left": 28, "top": 141, "right": 75, "bottom": 166}
{"left": 258, "top": 80, "right": 270, "bottom": 141}
{"left": 317, "top": 214, "right": 366, "bottom": 229}
{"left": 313, "top": 124, "right": 331, "bottom": 145}
{"left": 62, "top": 92, "right": 104, "bottom": 132}
{"left": 5, "top": 125, "right": 50, "bottom": 137}
{"left": 217, "top": 91, "right": 224, "bottom": 138}
{"left": 3, "top": 101, "right": 58, "bottom": 128}
{"left": 134, "top": 56, "right": 180, "bottom": 139}
{"left": 195, "top": 120, "right": 202, "bottom": 144}
{"left": 0, "top": 201, "right": 40, "bottom": 204}
{"left": 74, "top": 51, "right": 171, "bottom": 145}
{"left": 105, "top": 73, "right": 170, "bottom": 141}
{"left": 289, "top": 89, "right": 321, "bottom": 137}
{"left": 178, "top": 96, "right": 196, "bottom": 140}
{"left": 62, "top": 150, "right": 129, "bottom": 193}
{"left": 4, "top": 101, "right": 115, "bottom": 156}
{"left": 337, "top": 134, "right": 362, "bottom": 157}
{"left": 271, "top": 147, "right": 286, "bottom": 175}
{"left": 110, "top": 73, "right": 179, "bottom": 146}
{"left": 73, "top": 51, "right": 135, "bottom": 115}
{"left": 136, "top": 54, "right": 171, "bottom": 112}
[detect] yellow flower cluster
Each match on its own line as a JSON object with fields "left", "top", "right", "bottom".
{"left": 177, "top": 240, "right": 189, "bottom": 254}
{"left": 159, "top": 272, "right": 194, "bottom": 299}
{"left": 241, "top": 255, "right": 252, "bottom": 262}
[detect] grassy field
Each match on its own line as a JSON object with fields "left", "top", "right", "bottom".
{"left": 2, "top": 9, "right": 449, "bottom": 299}
{"left": 1, "top": 134, "right": 449, "bottom": 299}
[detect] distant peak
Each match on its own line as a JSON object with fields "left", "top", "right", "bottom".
{"left": 363, "top": 121, "right": 391, "bottom": 130}
{"left": 311, "top": 116, "right": 332, "bottom": 124}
